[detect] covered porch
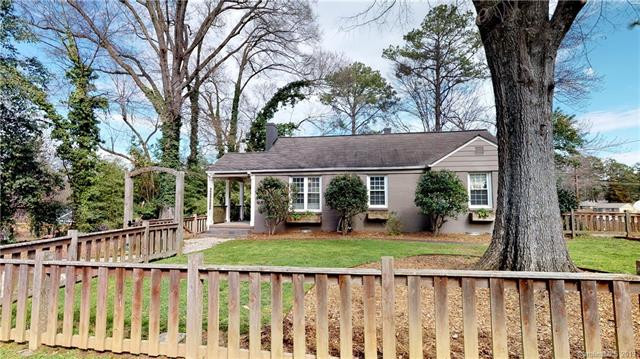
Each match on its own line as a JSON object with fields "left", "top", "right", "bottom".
{"left": 206, "top": 172, "right": 255, "bottom": 229}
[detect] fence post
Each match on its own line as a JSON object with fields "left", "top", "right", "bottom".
{"left": 636, "top": 260, "right": 640, "bottom": 275}
{"left": 142, "top": 221, "right": 150, "bottom": 263}
{"left": 186, "top": 253, "right": 203, "bottom": 359}
{"left": 68, "top": 230, "right": 78, "bottom": 261}
{"left": 381, "top": 256, "right": 396, "bottom": 359}
{"left": 570, "top": 209, "right": 576, "bottom": 239}
{"left": 624, "top": 210, "right": 631, "bottom": 238}
{"left": 193, "top": 213, "right": 197, "bottom": 233}
{"left": 28, "top": 251, "right": 45, "bottom": 350}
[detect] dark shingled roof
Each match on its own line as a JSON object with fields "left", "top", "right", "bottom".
{"left": 208, "top": 129, "right": 496, "bottom": 173}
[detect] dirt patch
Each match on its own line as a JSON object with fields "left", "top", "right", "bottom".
{"left": 248, "top": 231, "right": 491, "bottom": 244}
{"left": 277, "top": 255, "right": 640, "bottom": 358}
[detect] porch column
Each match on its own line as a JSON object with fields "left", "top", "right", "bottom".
{"left": 225, "top": 179, "right": 231, "bottom": 223}
{"left": 207, "top": 174, "right": 214, "bottom": 226}
{"left": 250, "top": 174, "right": 256, "bottom": 227}
{"left": 239, "top": 180, "right": 245, "bottom": 221}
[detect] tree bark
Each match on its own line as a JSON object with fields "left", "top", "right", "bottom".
{"left": 474, "top": 1, "right": 584, "bottom": 271}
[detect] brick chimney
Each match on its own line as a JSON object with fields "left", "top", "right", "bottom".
{"left": 383, "top": 127, "right": 392, "bottom": 134}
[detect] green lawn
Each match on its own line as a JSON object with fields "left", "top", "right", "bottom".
{"left": 161, "top": 238, "right": 487, "bottom": 267}
{"left": 567, "top": 235, "right": 640, "bottom": 274}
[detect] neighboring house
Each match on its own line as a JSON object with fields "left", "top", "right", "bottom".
{"left": 578, "top": 201, "right": 638, "bottom": 213}
{"left": 206, "top": 124, "right": 498, "bottom": 234}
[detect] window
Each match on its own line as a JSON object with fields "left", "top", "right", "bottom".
{"left": 367, "top": 176, "right": 388, "bottom": 208}
{"left": 468, "top": 173, "right": 491, "bottom": 208}
{"left": 290, "top": 176, "right": 322, "bottom": 211}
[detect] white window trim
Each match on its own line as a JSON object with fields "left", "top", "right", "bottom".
{"left": 468, "top": 172, "right": 492, "bottom": 209}
{"left": 289, "top": 176, "right": 322, "bottom": 212}
{"left": 367, "top": 175, "right": 388, "bottom": 209}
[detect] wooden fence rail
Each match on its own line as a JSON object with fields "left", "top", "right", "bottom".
{"left": 562, "top": 211, "right": 640, "bottom": 237}
{"left": 0, "top": 255, "right": 638, "bottom": 358}
{"left": 0, "top": 222, "right": 179, "bottom": 262}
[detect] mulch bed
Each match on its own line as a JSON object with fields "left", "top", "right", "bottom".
{"left": 273, "top": 255, "right": 640, "bottom": 358}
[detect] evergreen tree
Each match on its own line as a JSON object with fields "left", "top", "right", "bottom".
{"left": 0, "top": 0, "right": 62, "bottom": 241}
{"left": 52, "top": 33, "right": 106, "bottom": 228}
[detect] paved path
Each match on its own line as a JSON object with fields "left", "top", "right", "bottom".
{"left": 183, "top": 236, "right": 234, "bottom": 254}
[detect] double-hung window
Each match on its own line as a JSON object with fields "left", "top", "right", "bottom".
{"left": 290, "top": 176, "right": 321, "bottom": 211}
{"left": 367, "top": 175, "right": 388, "bottom": 208}
{"left": 468, "top": 173, "right": 492, "bottom": 208}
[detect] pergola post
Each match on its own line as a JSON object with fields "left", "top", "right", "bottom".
{"left": 175, "top": 171, "right": 185, "bottom": 255}
{"left": 225, "top": 179, "right": 231, "bottom": 223}
{"left": 207, "top": 174, "right": 214, "bottom": 226}
{"left": 239, "top": 180, "right": 245, "bottom": 221}
{"left": 123, "top": 171, "right": 134, "bottom": 227}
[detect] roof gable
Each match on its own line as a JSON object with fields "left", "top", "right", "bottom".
{"left": 209, "top": 130, "right": 496, "bottom": 173}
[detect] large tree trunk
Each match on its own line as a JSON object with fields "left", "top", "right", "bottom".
{"left": 474, "top": 1, "right": 584, "bottom": 272}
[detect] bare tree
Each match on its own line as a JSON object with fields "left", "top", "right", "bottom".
{"left": 23, "top": 0, "right": 294, "bottom": 169}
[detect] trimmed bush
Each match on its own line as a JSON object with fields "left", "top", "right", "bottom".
{"left": 414, "top": 170, "right": 468, "bottom": 235}
{"left": 325, "top": 174, "right": 368, "bottom": 235}
{"left": 256, "top": 177, "right": 291, "bottom": 235}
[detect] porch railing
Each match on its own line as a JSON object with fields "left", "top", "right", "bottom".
{"left": 1, "top": 254, "right": 637, "bottom": 358}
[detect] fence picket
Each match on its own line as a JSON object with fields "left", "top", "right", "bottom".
{"left": 362, "top": 275, "right": 377, "bottom": 359}
{"left": 549, "top": 280, "right": 570, "bottom": 358}
{"left": 228, "top": 271, "right": 240, "bottom": 358}
{"left": 518, "top": 279, "right": 538, "bottom": 358}
{"left": 408, "top": 275, "right": 423, "bottom": 359}
{"left": 271, "top": 273, "right": 284, "bottom": 359}
{"left": 112, "top": 267, "right": 125, "bottom": 353}
{"left": 186, "top": 254, "right": 203, "bottom": 359}
{"left": 315, "top": 274, "right": 329, "bottom": 359}
{"left": 292, "top": 273, "right": 305, "bottom": 359}
{"left": 339, "top": 275, "right": 352, "bottom": 359}
{"left": 14, "top": 264, "right": 29, "bottom": 342}
{"left": 434, "top": 276, "right": 450, "bottom": 359}
{"left": 78, "top": 267, "right": 91, "bottom": 349}
{"left": 381, "top": 257, "right": 396, "bottom": 359}
{"left": 489, "top": 278, "right": 508, "bottom": 358}
{"left": 95, "top": 267, "right": 108, "bottom": 351}
{"left": 167, "top": 269, "right": 180, "bottom": 357}
{"left": 612, "top": 281, "right": 636, "bottom": 356}
{"left": 45, "top": 264, "right": 60, "bottom": 345}
{"left": 148, "top": 269, "right": 162, "bottom": 356}
{"left": 130, "top": 268, "right": 144, "bottom": 354}
{"left": 28, "top": 253, "right": 45, "bottom": 350}
{"left": 461, "top": 278, "right": 478, "bottom": 359}
{"left": 1, "top": 263, "right": 14, "bottom": 341}
{"left": 207, "top": 271, "right": 220, "bottom": 359}
{"left": 62, "top": 265, "right": 76, "bottom": 346}
{"left": 249, "top": 272, "right": 262, "bottom": 358}
{"left": 580, "top": 280, "right": 602, "bottom": 358}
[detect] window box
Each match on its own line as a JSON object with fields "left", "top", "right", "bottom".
{"left": 367, "top": 210, "right": 390, "bottom": 221}
{"left": 469, "top": 209, "right": 495, "bottom": 223}
{"left": 287, "top": 212, "right": 322, "bottom": 224}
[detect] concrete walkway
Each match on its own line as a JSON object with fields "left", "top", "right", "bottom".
{"left": 183, "top": 236, "right": 234, "bottom": 254}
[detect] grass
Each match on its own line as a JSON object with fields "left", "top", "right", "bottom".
{"left": 567, "top": 235, "right": 640, "bottom": 274}
{"left": 160, "top": 237, "right": 488, "bottom": 267}
{"left": 3, "top": 235, "right": 639, "bottom": 358}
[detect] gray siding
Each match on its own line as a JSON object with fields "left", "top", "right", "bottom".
{"left": 431, "top": 137, "right": 498, "bottom": 172}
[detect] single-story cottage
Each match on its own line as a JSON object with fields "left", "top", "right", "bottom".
{"left": 206, "top": 124, "right": 498, "bottom": 234}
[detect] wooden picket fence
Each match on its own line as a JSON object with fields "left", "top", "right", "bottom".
{"left": 562, "top": 211, "right": 640, "bottom": 238}
{"left": 0, "top": 222, "right": 180, "bottom": 262}
{"left": 183, "top": 215, "right": 208, "bottom": 234}
{"left": 0, "top": 254, "right": 638, "bottom": 358}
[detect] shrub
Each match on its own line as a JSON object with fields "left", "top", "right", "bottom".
{"left": 385, "top": 211, "right": 403, "bottom": 236}
{"left": 557, "top": 186, "right": 578, "bottom": 213}
{"left": 256, "top": 177, "right": 291, "bottom": 235}
{"left": 414, "top": 170, "right": 468, "bottom": 235}
{"left": 325, "top": 174, "right": 368, "bottom": 235}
